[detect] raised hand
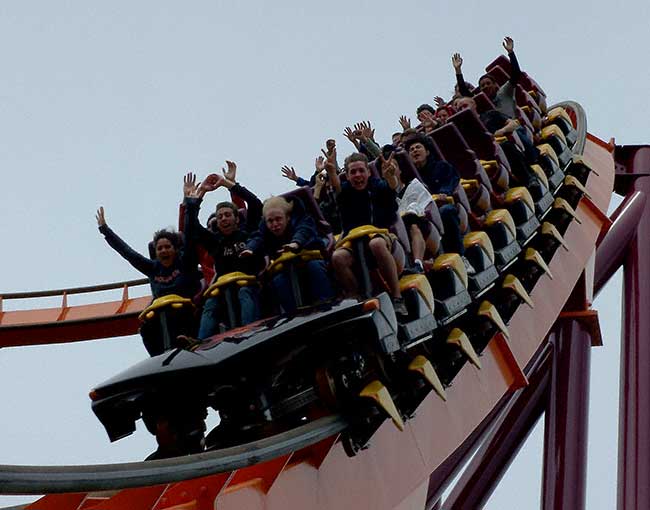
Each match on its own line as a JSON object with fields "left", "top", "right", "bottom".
{"left": 419, "top": 109, "right": 437, "bottom": 125}
{"left": 452, "top": 52, "right": 463, "bottom": 72}
{"left": 183, "top": 172, "right": 198, "bottom": 198}
{"left": 201, "top": 173, "right": 225, "bottom": 193}
{"left": 314, "top": 155, "right": 325, "bottom": 172}
{"left": 95, "top": 206, "right": 107, "bottom": 227}
{"left": 321, "top": 146, "right": 338, "bottom": 174}
{"left": 222, "top": 160, "right": 237, "bottom": 181}
{"left": 380, "top": 152, "right": 398, "bottom": 179}
{"left": 326, "top": 139, "right": 336, "bottom": 154}
{"left": 399, "top": 115, "right": 412, "bottom": 131}
{"left": 359, "top": 121, "right": 375, "bottom": 142}
{"left": 434, "top": 96, "right": 446, "bottom": 108}
{"left": 503, "top": 36, "right": 514, "bottom": 53}
{"left": 343, "top": 126, "right": 360, "bottom": 148}
{"left": 281, "top": 165, "right": 299, "bottom": 182}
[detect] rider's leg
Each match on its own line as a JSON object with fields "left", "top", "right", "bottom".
{"left": 439, "top": 204, "right": 465, "bottom": 255}
{"left": 238, "top": 286, "right": 260, "bottom": 325}
{"left": 369, "top": 236, "right": 401, "bottom": 298}
{"left": 197, "top": 296, "right": 220, "bottom": 339}
{"left": 331, "top": 247, "right": 358, "bottom": 298}
{"left": 304, "top": 259, "right": 335, "bottom": 303}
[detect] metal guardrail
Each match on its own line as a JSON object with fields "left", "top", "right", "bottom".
{"left": 0, "top": 415, "right": 347, "bottom": 494}
{"left": 0, "top": 278, "right": 148, "bottom": 301}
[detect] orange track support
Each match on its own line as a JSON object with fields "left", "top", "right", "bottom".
{"left": 3, "top": 131, "right": 614, "bottom": 510}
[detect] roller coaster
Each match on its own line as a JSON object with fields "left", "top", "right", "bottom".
{"left": 1, "top": 52, "right": 649, "bottom": 510}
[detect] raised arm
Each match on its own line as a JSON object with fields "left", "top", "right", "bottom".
{"left": 357, "top": 121, "right": 382, "bottom": 159}
{"left": 453, "top": 53, "right": 473, "bottom": 98}
{"left": 380, "top": 153, "right": 400, "bottom": 190}
{"left": 281, "top": 165, "right": 311, "bottom": 187}
{"left": 503, "top": 36, "right": 521, "bottom": 84}
{"left": 96, "top": 206, "right": 155, "bottom": 275}
{"left": 323, "top": 146, "right": 341, "bottom": 194}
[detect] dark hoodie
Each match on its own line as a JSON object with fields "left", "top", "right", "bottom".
{"left": 99, "top": 202, "right": 201, "bottom": 299}
{"left": 246, "top": 196, "right": 324, "bottom": 258}
{"left": 404, "top": 136, "right": 460, "bottom": 195}
{"left": 185, "top": 183, "right": 263, "bottom": 278}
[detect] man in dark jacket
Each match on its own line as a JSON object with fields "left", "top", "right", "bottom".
{"left": 242, "top": 195, "right": 334, "bottom": 314}
{"left": 326, "top": 150, "right": 408, "bottom": 315}
{"left": 185, "top": 169, "right": 263, "bottom": 337}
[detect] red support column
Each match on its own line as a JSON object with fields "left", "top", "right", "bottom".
{"left": 594, "top": 190, "right": 646, "bottom": 297}
{"left": 541, "top": 319, "right": 591, "bottom": 510}
{"left": 443, "top": 345, "right": 551, "bottom": 510}
{"left": 616, "top": 145, "right": 650, "bottom": 510}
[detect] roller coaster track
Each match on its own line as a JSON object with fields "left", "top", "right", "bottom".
{"left": 0, "top": 100, "right": 621, "bottom": 509}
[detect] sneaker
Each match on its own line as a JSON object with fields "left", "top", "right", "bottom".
{"left": 391, "top": 296, "right": 409, "bottom": 318}
{"left": 462, "top": 256, "right": 476, "bottom": 276}
{"left": 177, "top": 334, "right": 202, "bottom": 350}
{"left": 402, "top": 261, "right": 424, "bottom": 275}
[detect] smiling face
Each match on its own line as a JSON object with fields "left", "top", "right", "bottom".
{"left": 346, "top": 160, "right": 371, "bottom": 190}
{"left": 408, "top": 142, "right": 430, "bottom": 168}
{"left": 265, "top": 207, "right": 289, "bottom": 237}
{"left": 216, "top": 206, "right": 239, "bottom": 235}
{"left": 479, "top": 76, "right": 499, "bottom": 99}
{"left": 155, "top": 237, "right": 177, "bottom": 267}
{"left": 435, "top": 109, "right": 450, "bottom": 124}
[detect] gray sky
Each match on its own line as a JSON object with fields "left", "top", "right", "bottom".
{"left": 0, "top": 1, "right": 646, "bottom": 507}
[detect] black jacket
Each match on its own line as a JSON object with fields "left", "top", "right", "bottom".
{"left": 246, "top": 196, "right": 324, "bottom": 258}
{"left": 337, "top": 177, "right": 398, "bottom": 235}
{"left": 185, "top": 183, "right": 263, "bottom": 277}
{"left": 99, "top": 206, "right": 200, "bottom": 299}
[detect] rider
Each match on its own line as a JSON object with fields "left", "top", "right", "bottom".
{"left": 403, "top": 134, "right": 469, "bottom": 262}
{"left": 96, "top": 173, "right": 202, "bottom": 355}
{"left": 184, "top": 164, "right": 263, "bottom": 338}
{"left": 326, "top": 148, "right": 408, "bottom": 316}
{"left": 242, "top": 195, "right": 334, "bottom": 314}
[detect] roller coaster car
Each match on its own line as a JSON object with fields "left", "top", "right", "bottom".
{"left": 203, "top": 271, "right": 258, "bottom": 331}
{"left": 138, "top": 294, "right": 196, "bottom": 356}
{"left": 90, "top": 233, "right": 439, "bottom": 458}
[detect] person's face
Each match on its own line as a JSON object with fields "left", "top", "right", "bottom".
{"left": 435, "top": 109, "right": 450, "bottom": 124}
{"left": 408, "top": 142, "right": 430, "bottom": 167}
{"left": 479, "top": 77, "right": 499, "bottom": 98}
{"left": 155, "top": 238, "right": 177, "bottom": 267}
{"left": 346, "top": 161, "right": 371, "bottom": 190}
{"left": 392, "top": 133, "right": 402, "bottom": 145}
{"left": 265, "top": 208, "right": 289, "bottom": 237}
{"left": 216, "top": 206, "right": 239, "bottom": 235}
{"left": 455, "top": 97, "right": 476, "bottom": 112}
{"left": 417, "top": 110, "right": 435, "bottom": 128}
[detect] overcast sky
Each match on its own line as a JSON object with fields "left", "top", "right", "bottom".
{"left": 1, "top": 1, "right": 647, "bottom": 508}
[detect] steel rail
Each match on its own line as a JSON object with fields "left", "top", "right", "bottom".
{"left": 0, "top": 415, "right": 347, "bottom": 495}
{"left": 555, "top": 100, "right": 587, "bottom": 156}
{"left": 0, "top": 278, "right": 149, "bottom": 301}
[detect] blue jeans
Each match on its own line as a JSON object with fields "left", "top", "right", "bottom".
{"left": 271, "top": 260, "right": 334, "bottom": 314}
{"left": 198, "top": 286, "right": 260, "bottom": 339}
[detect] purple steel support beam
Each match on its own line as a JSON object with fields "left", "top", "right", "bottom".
{"left": 594, "top": 190, "right": 646, "bottom": 297}
{"left": 424, "top": 343, "right": 553, "bottom": 509}
{"left": 443, "top": 345, "right": 551, "bottom": 510}
{"left": 541, "top": 319, "right": 592, "bottom": 510}
{"left": 616, "top": 145, "right": 650, "bottom": 510}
